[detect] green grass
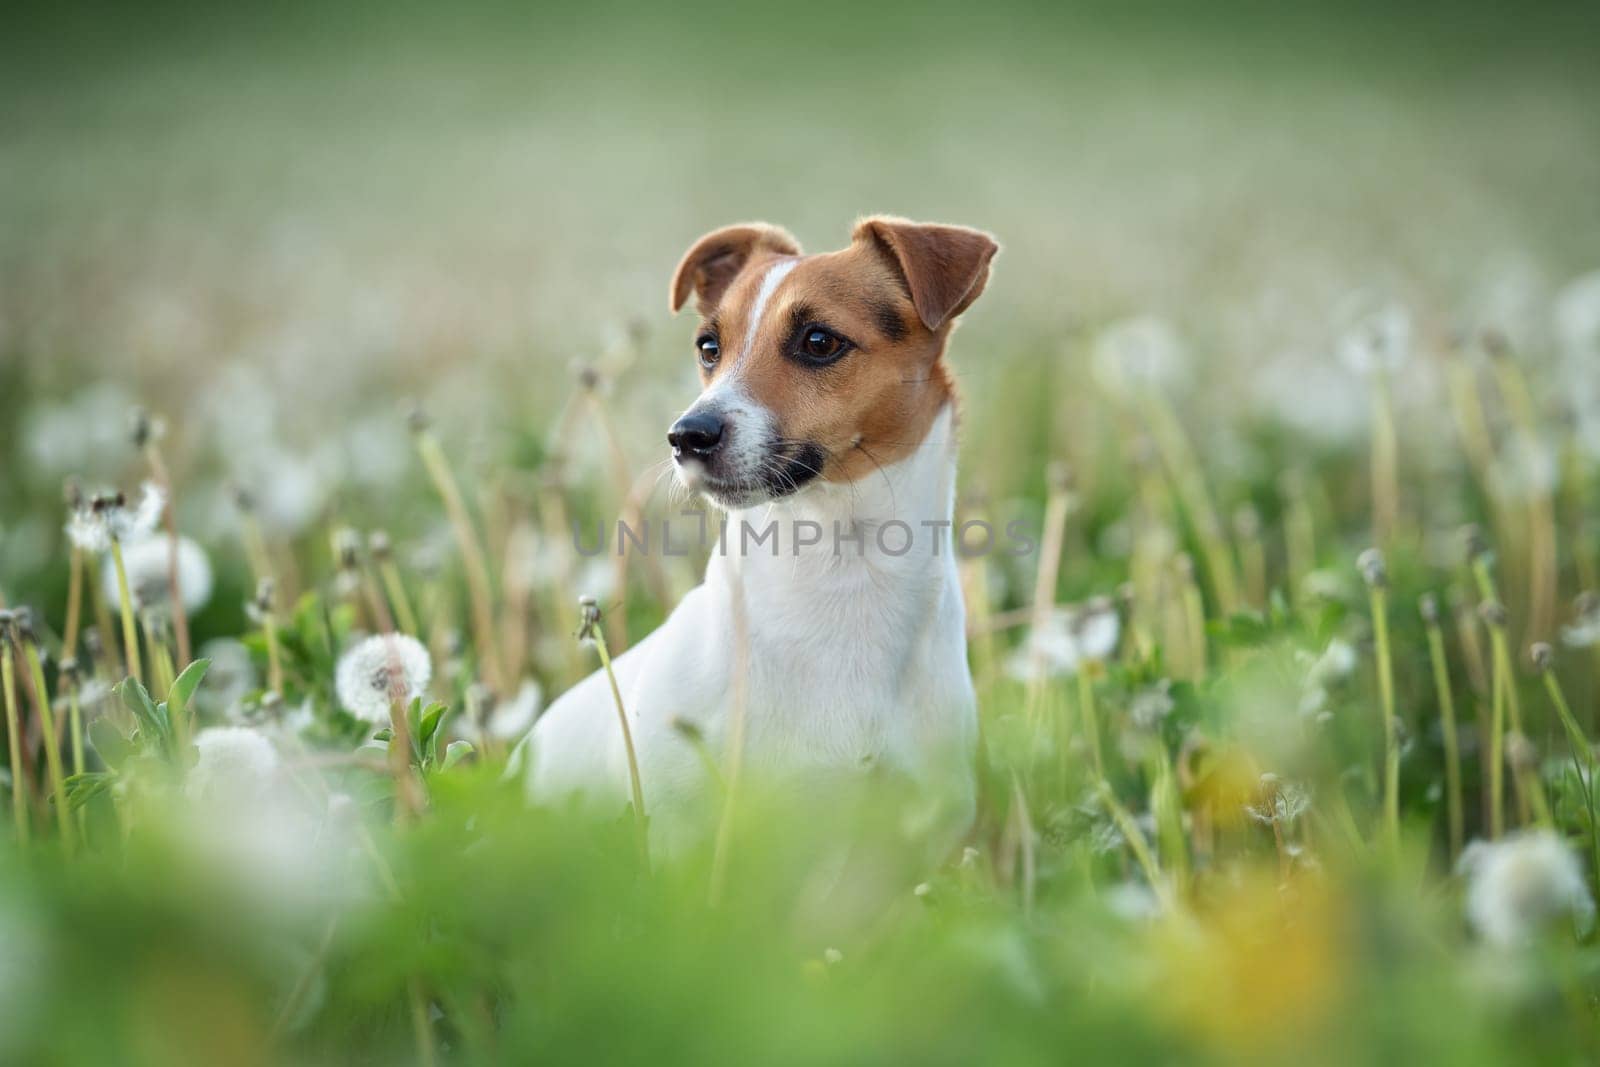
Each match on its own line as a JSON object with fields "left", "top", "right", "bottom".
{"left": 3, "top": 3, "right": 1600, "bottom": 1063}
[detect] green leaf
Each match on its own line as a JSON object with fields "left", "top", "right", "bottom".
{"left": 372, "top": 728, "right": 394, "bottom": 743}
{"left": 88, "top": 719, "right": 134, "bottom": 770}
{"left": 418, "top": 702, "right": 449, "bottom": 746}
{"left": 117, "top": 677, "right": 167, "bottom": 745}
{"left": 442, "top": 740, "right": 473, "bottom": 770}
{"left": 63, "top": 771, "right": 114, "bottom": 811}
{"left": 167, "top": 658, "right": 212, "bottom": 715}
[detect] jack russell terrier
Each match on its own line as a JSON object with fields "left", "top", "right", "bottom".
{"left": 524, "top": 216, "right": 999, "bottom": 848}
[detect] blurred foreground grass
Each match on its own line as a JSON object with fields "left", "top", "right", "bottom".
{"left": 3, "top": 2, "right": 1600, "bottom": 1064}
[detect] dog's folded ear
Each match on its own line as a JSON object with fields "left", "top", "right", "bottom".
{"left": 853, "top": 216, "right": 999, "bottom": 332}
{"left": 670, "top": 223, "right": 803, "bottom": 315}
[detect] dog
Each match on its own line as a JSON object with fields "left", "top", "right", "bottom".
{"left": 524, "top": 216, "right": 998, "bottom": 851}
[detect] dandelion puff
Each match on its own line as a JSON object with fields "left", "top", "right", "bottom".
{"left": 1554, "top": 270, "right": 1600, "bottom": 361}
{"left": 1306, "top": 638, "right": 1359, "bottom": 688}
{"left": 1335, "top": 293, "right": 1411, "bottom": 376}
{"left": 1103, "top": 881, "right": 1163, "bottom": 923}
{"left": 100, "top": 534, "right": 213, "bottom": 614}
{"left": 1129, "top": 679, "right": 1176, "bottom": 732}
{"left": 1245, "top": 774, "right": 1312, "bottom": 826}
{"left": 1073, "top": 597, "right": 1120, "bottom": 661}
{"left": 461, "top": 679, "right": 543, "bottom": 744}
{"left": 64, "top": 505, "right": 110, "bottom": 554}
{"left": 335, "top": 633, "right": 432, "bottom": 724}
{"left": 1562, "top": 592, "right": 1600, "bottom": 649}
{"left": 1460, "top": 830, "right": 1596, "bottom": 949}
{"left": 188, "top": 726, "right": 281, "bottom": 804}
{"left": 1005, "top": 597, "right": 1119, "bottom": 681}
{"left": 1090, "top": 315, "right": 1188, "bottom": 398}
{"left": 109, "top": 481, "right": 166, "bottom": 542}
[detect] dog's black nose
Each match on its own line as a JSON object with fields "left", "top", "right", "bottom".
{"left": 668, "top": 411, "right": 725, "bottom": 457}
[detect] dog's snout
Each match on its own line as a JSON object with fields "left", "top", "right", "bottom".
{"left": 668, "top": 411, "right": 725, "bottom": 458}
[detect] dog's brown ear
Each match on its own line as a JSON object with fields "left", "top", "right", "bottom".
{"left": 853, "top": 216, "right": 999, "bottom": 331}
{"left": 669, "top": 223, "right": 802, "bottom": 315}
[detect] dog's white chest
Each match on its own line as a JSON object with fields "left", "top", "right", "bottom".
{"left": 524, "top": 406, "right": 977, "bottom": 831}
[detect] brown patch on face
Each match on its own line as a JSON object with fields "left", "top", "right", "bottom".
{"left": 673, "top": 217, "right": 998, "bottom": 492}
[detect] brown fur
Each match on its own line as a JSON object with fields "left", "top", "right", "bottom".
{"left": 670, "top": 216, "right": 999, "bottom": 483}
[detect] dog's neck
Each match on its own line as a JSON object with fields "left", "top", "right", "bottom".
{"left": 705, "top": 402, "right": 961, "bottom": 618}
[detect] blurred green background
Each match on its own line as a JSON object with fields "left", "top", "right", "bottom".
{"left": 4, "top": 3, "right": 1600, "bottom": 1064}
{"left": 5, "top": 1, "right": 1599, "bottom": 501}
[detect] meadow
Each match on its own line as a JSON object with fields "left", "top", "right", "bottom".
{"left": 3, "top": 3, "right": 1600, "bottom": 1063}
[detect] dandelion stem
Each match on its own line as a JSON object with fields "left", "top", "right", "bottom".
{"left": 1026, "top": 465, "right": 1072, "bottom": 726}
{"left": 1, "top": 636, "right": 28, "bottom": 843}
{"left": 590, "top": 622, "right": 648, "bottom": 868}
{"left": 407, "top": 977, "right": 438, "bottom": 1067}
{"left": 240, "top": 511, "right": 273, "bottom": 589}
{"left": 1423, "top": 614, "right": 1464, "bottom": 861}
{"left": 1488, "top": 347, "right": 1558, "bottom": 643}
{"left": 1077, "top": 668, "right": 1104, "bottom": 780}
{"left": 145, "top": 617, "right": 176, "bottom": 704}
{"left": 1536, "top": 653, "right": 1600, "bottom": 892}
{"left": 386, "top": 696, "right": 426, "bottom": 821}
{"left": 63, "top": 547, "right": 84, "bottom": 662}
{"left": 88, "top": 571, "right": 117, "bottom": 678}
{"left": 66, "top": 681, "right": 84, "bottom": 778}
{"left": 109, "top": 539, "right": 142, "bottom": 684}
{"left": 1487, "top": 637, "right": 1507, "bottom": 840}
{"left": 1140, "top": 394, "right": 1240, "bottom": 614}
{"left": 22, "top": 640, "right": 74, "bottom": 853}
{"left": 1096, "top": 779, "right": 1172, "bottom": 911}
{"left": 710, "top": 577, "right": 751, "bottom": 906}
{"left": 1012, "top": 773, "right": 1037, "bottom": 918}
{"left": 1370, "top": 374, "right": 1400, "bottom": 548}
{"left": 379, "top": 559, "right": 420, "bottom": 636}
{"left": 1282, "top": 472, "right": 1317, "bottom": 606}
{"left": 415, "top": 430, "right": 504, "bottom": 693}
{"left": 263, "top": 610, "right": 285, "bottom": 695}
{"left": 1178, "top": 557, "right": 1207, "bottom": 681}
{"left": 143, "top": 438, "right": 192, "bottom": 666}
{"left": 1368, "top": 583, "right": 1400, "bottom": 852}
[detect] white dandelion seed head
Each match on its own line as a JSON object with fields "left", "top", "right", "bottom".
{"left": 195, "top": 638, "right": 257, "bottom": 716}
{"left": 1460, "top": 831, "right": 1596, "bottom": 949}
{"left": 1004, "top": 598, "right": 1119, "bottom": 682}
{"left": 1335, "top": 293, "right": 1412, "bottom": 377}
{"left": 1129, "top": 679, "right": 1176, "bottom": 732}
{"left": 188, "top": 726, "right": 282, "bottom": 805}
{"left": 1307, "top": 638, "right": 1359, "bottom": 689}
{"left": 1564, "top": 594, "right": 1600, "bottom": 649}
{"left": 1006, "top": 611, "right": 1079, "bottom": 681}
{"left": 1487, "top": 436, "right": 1558, "bottom": 502}
{"left": 1091, "top": 315, "right": 1188, "bottom": 398}
{"left": 64, "top": 506, "right": 110, "bottom": 554}
{"left": 335, "top": 633, "right": 433, "bottom": 724}
{"left": 1245, "top": 776, "right": 1312, "bottom": 826}
{"left": 1072, "top": 597, "right": 1120, "bottom": 661}
{"left": 107, "top": 481, "right": 166, "bottom": 542}
{"left": 459, "top": 679, "right": 543, "bottom": 744}
{"left": 1554, "top": 270, "right": 1600, "bottom": 362}
{"left": 101, "top": 534, "right": 214, "bottom": 615}
{"left": 1103, "top": 881, "right": 1163, "bottom": 923}
{"left": 21, "top": 382, "right": 136, "bottom": 478}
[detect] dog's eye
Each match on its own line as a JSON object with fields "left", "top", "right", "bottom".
{"left": 797, "top": 327, "right": 847, "bottom": 364}
{"left": 696, "top": 335, "right": 720, "bottom": 369}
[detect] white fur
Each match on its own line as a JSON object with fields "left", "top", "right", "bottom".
{"left": 741, "top": 259, "right": 796, "bottom": 357}
{"left": 523, "top": 404, "right": 977, "bottom": 848}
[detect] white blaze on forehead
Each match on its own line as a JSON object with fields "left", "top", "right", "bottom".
{"left": 740, "top": 258, "right": 798, "bottom": 360}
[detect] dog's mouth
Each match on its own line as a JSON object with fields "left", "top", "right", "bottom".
{"left": 676, "top": 440, "right": 827, "bottom": 509}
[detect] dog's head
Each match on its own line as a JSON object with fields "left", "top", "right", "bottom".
{"left": 665, "top": 217, "right": 998, "bottom": 508}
